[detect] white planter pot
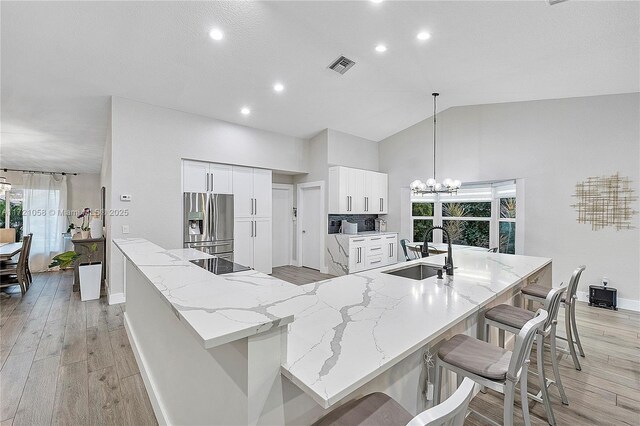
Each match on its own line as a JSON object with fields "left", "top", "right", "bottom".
{"left": 79, "top": 262, "right": 102, "bottom": 301}
{"left": 90, "top": 218, "right": 103, "bottom": 239}
{"left": 81, "top": 230, "right": 90, "bottom": 239}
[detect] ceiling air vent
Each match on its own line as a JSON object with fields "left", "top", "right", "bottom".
{"left": 328, "top": 56, "right": 356, "bottom": 75}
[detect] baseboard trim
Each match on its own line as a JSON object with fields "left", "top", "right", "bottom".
{"left": 124, "top": 314, "right": 170, "bottom": 426}
{"left": 108, "top": 292, "right": 125, "bottom": 305}
{"left": 576, "top": 291, "right": 640, "bottom": 312}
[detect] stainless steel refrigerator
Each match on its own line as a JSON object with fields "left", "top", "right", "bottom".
{"left": 183, "top": 193, "right": 234, "bottom": 261}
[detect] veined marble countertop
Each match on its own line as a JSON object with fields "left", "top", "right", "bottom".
{"left": 282, "top": 250, "right": 551, "bottom": 408}
{"left": 115, "top": 238, "right": 550, "bottom": 410}
{"left": 114, "top": 238, "right": 304, "bottom": 349}
{"left": 331, "top": 231, "right": 398, "bottom": 238}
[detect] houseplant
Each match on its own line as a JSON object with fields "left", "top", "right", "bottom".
{"left": 49, "top": 242, "right": 101, "bottom": 301}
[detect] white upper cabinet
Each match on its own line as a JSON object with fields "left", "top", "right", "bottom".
{"left": 183, "top": 160, "right": 233, "bottom": 194}
{"left": 329, "top": 166, "right": 388, "bottom": 214}
{"left": 232, "top": 166, "right": 272, "bottom": 218}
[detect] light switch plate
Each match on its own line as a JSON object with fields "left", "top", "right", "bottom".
{"left": 120, "top": 194, "right": 132, "bottom": 201}
{"left": 122, "top": 225, "right": 130, "bottom": 234}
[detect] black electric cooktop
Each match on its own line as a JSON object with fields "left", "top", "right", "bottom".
{"left": 190, "top": 257, "right": 251, "bottom": 275}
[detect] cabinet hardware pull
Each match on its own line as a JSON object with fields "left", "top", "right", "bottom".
{"left": 371, "top": 260, "right": 381, "bottom": 264}
{"left": 210, "top": 174, "right": 214, "bottom": 192}
{"left": 353, "top": 239, "right": 364, "bottom": 242}
{"left": 371, "top": 237, "right": 381, "bottom": 241}
{"left": 206, "top": 173, "right": 209, "bottom": 191}
{"left": 254, "top": 221, "right": 257, "bottom": 237}
{"left": 371, "top": 247, "right": 381, "bottom": 251}
{"left": 255, "top": 199, "right": 257, "bottom": 215}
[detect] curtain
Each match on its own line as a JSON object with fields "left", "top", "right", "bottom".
{"left": 22, "top": 173, "right": 68, "bottom": 272}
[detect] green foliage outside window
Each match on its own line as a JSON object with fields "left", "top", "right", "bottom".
{"left": 500, "top": 198, "right": 516, "bottom": 218}
{"left": 0, "top": 197, "right": 23, "bottom": 241}
{"left": 499, "top": 222, "right": 516, "bottom": 254}
{"left": 412, "top": 202, "right": 434, "bottom": 217}
{"left": 443, "top": 220, "right": 490, "bottom": 248}
{"left": 413, "top": 219, "right": 433, "bottom": 243}
{"left": 443, "top": 202, "right": 491, "bottom": 218}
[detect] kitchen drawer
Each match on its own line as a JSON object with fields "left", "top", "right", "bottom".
{"left": 366, "top": 255, "right": 385, "bottom": 269}
{"left": 367, "top": 236, "right": 384, "bottom": 245}
{"left": 366, "top": 244, "right": 384, "bottom": 257}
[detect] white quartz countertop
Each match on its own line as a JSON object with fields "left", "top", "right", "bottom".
{"left": 114, "top": 238, "right": 550, "bottom": 410}
{"left": 114, "top": 238, "right": 305, "bottom": 349}
{"left": 333, "top": 231, "right": 398, "bottom": 238}
{"left": 281, "top": 250, "right": 551, "bottom": 408}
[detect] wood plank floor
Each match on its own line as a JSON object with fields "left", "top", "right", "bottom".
{"left": 271, "top": 266, "right": 335, "bottom": 285}
{"left": 0, "top": 271, "right": 157, "bottom": 426}
{"left": 3, "top": 270, "right": 638, "bottom": 425}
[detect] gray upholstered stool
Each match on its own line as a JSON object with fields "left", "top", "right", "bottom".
{"left": 483, "top": 286, "right": 568, "bottom": 426}
{"left": 314, "top": 377, "right": 475, "bottom": 426}
{"left": 434, "top": 310, "right": 548, "bottom": 426}
{"left": 522, "top": 265, "right": 586, "bottom": 370}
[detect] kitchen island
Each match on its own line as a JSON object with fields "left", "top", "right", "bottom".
{"left": 114, "top": 238, "right": 551, "bottom": 425}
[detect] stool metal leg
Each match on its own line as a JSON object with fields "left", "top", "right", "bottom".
{"left": 536, "top": 334, "right": 556, "bottom": 425}
{"left": 520, "top": 360, "right": 532, "bottom": 426}
{"left": 550, "top": 326, "right": 569, "bottom": 405}
{"left": 499, "top": 329, "right": 505, "bottom": 348}
{"left": 504, "top": 381, "right": 515, "bottom": 426}
{"left": 564, "top": 304, "right": 582, "bottom": 371}
{"left": 570, "top": 300, "right": 585, "bottom": 357}
{"left": 433, "top": 360, "right": 442, "bottom": 405}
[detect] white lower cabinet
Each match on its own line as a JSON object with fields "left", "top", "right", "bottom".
{"left": 327, "top": 233, "right": 398, "bottom": 276}
{"left": 234, "top": 218, "right": 272, "bottom": 275}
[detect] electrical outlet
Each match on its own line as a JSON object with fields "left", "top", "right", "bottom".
{"left": 122, "top": 225, "right": 130, "bottom": 234}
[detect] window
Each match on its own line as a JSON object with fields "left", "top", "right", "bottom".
{"left": 411, "top": 202, "right": 433, "bottom": 242}
{"left": 409, "top": 181, "right": 519, "bottom": 253}
{"left": 0, "top": 189, "right": 24, "bottom": 241}
{"left": 499, "top": 197, "right": 516, "bottom": 254}
{"left": 442, "top": 202, "right": 491, "bottom": 248}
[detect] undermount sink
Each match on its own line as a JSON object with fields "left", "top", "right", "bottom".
{"left": 383, "top": 263, "right": 443, "bottom": 280}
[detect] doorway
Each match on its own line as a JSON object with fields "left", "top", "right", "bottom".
{"left": 297, "top": 182, "right": 325, "bottom": 272}
{"left": 272, "top": 184, "right": 293, "bottom": 268}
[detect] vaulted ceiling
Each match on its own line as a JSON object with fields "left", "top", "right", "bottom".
{"left": 1, "top": 1, "right": 638, "bottom": 173}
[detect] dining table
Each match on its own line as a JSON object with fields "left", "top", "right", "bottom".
{"left": 0, "top": 242, "right": 22, "bottom": 261}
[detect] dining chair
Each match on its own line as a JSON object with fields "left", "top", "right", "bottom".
{"left": 0, "top": 234, "right": 31, "bottom": 295}
{"left": 434, "top": 309, "right": 548, "bottom": 426}
{"left": 313, "top": 377, "right": 475, "bottom": 426}
{"left": 483, "top": 286, "right": 568, "bottom": 425}
{"left": 521, "top": 266, "right": 586, "bottom": 370}
{"left": 2, "top": 233, "right": 33, "bottom": 288}
{"left": 400, "top": 239, "right": 412, "bottom": 261}
{"left": 488, "top": 247, "right": 499, "bottom": 253}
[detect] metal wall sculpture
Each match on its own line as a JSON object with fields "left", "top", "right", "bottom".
{"left": 571, "top": 172, "right": 638, "bottom": 231}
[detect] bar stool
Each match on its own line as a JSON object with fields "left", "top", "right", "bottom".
{"left": 433, "top": 309, "right": 548, "bottom": 426}
{"left": 483, "top": 286, "right": 568, "bottom": 426}
{"left": 521, "top": 266, "right": 586, "bottom": 370}
{"left": 314, "top": 377, "right": 475, "bottom": 426}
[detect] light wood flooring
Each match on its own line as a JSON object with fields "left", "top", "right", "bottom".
{"left": 271, "top": 265, "right": 335, "bottom": 285}
{"left": 0, "top": 271, "right": 157, "bottom": 426}
{"left": 2, "top": 269, "right": 638, "bottom": 425}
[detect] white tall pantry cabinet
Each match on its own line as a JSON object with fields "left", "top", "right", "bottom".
{"left": 233, "top": 166, "right": 272, "bottom": 274}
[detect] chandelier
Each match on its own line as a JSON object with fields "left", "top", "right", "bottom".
{"left": 410, "top": 93, "right": 461, "bottom": 194}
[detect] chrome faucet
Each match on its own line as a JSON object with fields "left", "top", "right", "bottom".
{"left": 421, "top": 226, "right": 454, "bottom": 276}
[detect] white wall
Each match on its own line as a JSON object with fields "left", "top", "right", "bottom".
{"left": 380, "top": 93, "right": 640, "bottom": 307}
{"left": 327, "top": 129, "right": 379, "bottom": 171}
{"left": 106, "top": 97, "right": 309, "bottom": 298}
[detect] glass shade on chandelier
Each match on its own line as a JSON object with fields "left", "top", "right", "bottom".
{"left": 410, "top": 178, "right": 461, "bottom": 194}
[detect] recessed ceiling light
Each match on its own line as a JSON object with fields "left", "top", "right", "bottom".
{"left": 375, "top": 44, "right": 387, "bottom": 53}
{"left": 371, "top": 0, "right": 383, "bottom": 3}
{"left": 417, "top": 32, "right": 431, "bottom": 41}
{"left": 240, "top": 107, "right": 251, "bottom": 115}
{"left": 209, "top": 28, "right": 224, "bottom": 41}
{"left": 273, "top": 83, "right": 284, "bottom": 93}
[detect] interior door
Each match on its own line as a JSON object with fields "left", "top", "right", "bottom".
{"left": 232, "top": 166, "right": 254, "bottom": 218}
{"left": 252, "top": 168, "right": 272, "bottom": 218}
{"left": 301, "top": 186, "right": 321, "bottom": 271}
{"left": 183, "top": 160, "right": 209, "bottom": 193}
{"left": 233, "top": 218, "right": 254, "bottom": 269}
{"left": 253, "top": 218, "right": 272, "bottom": 274}
{"left": 272, "top": 187, "right": 291, "bottom": 268}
